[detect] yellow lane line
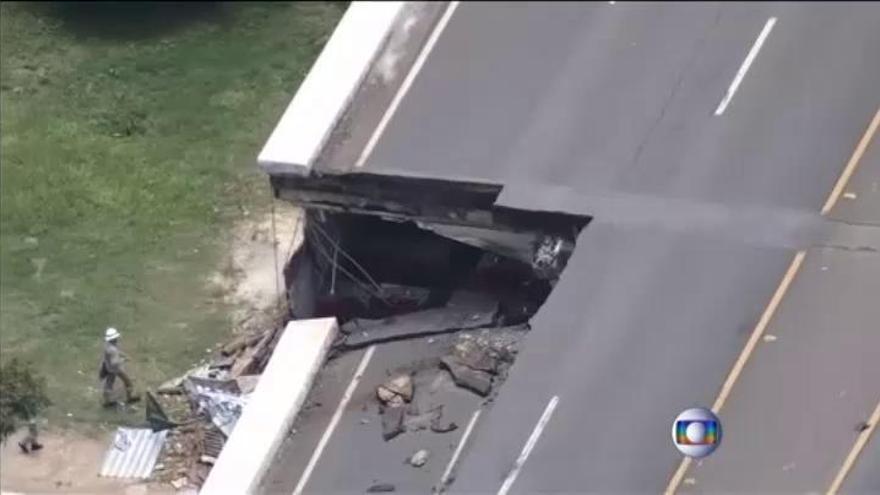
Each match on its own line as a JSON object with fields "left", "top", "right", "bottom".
{"left": 709, "top": 250, "right": 806, "bottom": 414}
{"left": 666, "top": 106, "right": 880, "bottom": 494}
{"left": 821, "top": 108, "right": 880, "bottom": 214}
{"left": 664, "top": 250, "right": 806, "bottom": 495}
{"left": 822, "top": 107, "right": 880, "bottom": 493}
{"left": 826, "top": 400, "right": 880, "bottom": 494}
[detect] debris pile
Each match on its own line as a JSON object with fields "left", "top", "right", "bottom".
{"left": 369, "top": 325, "right": 527, "bottom": 446}
{"left": 440, "top": 327, "right": 523, "bottom": 398}
{"left": 157, "top": 324, "right": 281, "bottom": 397}
{"left": 184, "top": 377, "right": 248, "bottom": 437}
{"left": 377, "top": 374, "right": 412, "bottom": 441}
{"left": 152, "top": 422, "right": 217, "bottom": 489}
{"left": 150, "top": 319, "right": 289, "bottom": 490}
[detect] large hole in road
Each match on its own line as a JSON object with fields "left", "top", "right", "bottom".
{"left": 279, "top": 206, "right": 588, "bottom": 444}
{"left": 284, "top": 209, "right": 588, "bottom": 337}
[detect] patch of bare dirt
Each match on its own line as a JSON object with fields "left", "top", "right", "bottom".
{"left": 207, "top": 203, "right": 303, "bottom": 335}
{"left": 0, "top": 429, "right": 170, "bottom": 494}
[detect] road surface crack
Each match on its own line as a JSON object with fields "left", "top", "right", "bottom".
{"left": 630, "top": 6, "right": 723, "bottom": 169}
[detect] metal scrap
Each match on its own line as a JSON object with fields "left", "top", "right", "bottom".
{"left": 149, "top": 322, "right": 290, "bottom": 491}
{"left": 145, "top": 391, "right": 177, "bottom": 432}
{"left": 100, "top": 428, "right": 168, "bottom": 479}
{"left": 184, "top": 377, "right": 247, "bottom": 437}
{"left": 202, "top": 425, "right": 226, "bottom": 458}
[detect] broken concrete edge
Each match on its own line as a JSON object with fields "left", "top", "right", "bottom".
{"left": 199, "top": 317, "right": 338, "bottom": 495}
{"left": 257, "top": 1, "right": 405, "bottom": 174}
{"left": 339, "top": 321, "right": 496, "bottom": 351}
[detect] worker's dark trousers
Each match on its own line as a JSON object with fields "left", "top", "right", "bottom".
{"left": 21, "top": 421, "right": 40, "bottom": 449}
{"left": 18, "top": 418, "right": 43, "bottom": 454}
{"left": 103, "top": 370, "right": 135, "bottom": 404}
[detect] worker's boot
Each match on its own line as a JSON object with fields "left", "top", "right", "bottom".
{"left": 126, "top": 393, "right": 142, "bottom": 404}
{"left": 30, "top": 442, "right": 43, "bottom": 452}
{"left": 18, "top": 441, "right": 30, "bottom": 454}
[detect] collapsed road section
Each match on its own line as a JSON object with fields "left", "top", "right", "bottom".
{"left": 255, "top": 172, "right": 588, "bottom": 493}
{"left": 278, "top": 172, "right": 588, "bottom": 330}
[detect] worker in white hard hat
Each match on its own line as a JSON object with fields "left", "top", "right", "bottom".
{"left": 100, "top": 327, "right": 140, "bottom": 407}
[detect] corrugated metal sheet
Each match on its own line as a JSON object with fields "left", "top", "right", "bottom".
{"left": 99, "top": 427, "right": 167, "bottom": 479}
{"left": 203, "top": 425, "right": 226, "bottom": 458}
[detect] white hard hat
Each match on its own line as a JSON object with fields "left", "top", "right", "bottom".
{"left": 105, "top": 327, "right": 121, "bottom": 341}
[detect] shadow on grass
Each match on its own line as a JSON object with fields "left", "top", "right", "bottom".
{"left": 40, "top": 1, "right": 228, "bottom": 41}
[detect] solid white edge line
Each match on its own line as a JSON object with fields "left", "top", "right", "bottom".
{"left": 438, "top": 409, "right": 483, "bottom": 491}
{"left": 714, "top": 16, "right": 777, "bottom": 116}
{"left": 354, "top": 1, "right": 460, "bottom": 168}
{"left": 497, "top": 396, "right": 560, "bottom": 495}
{"left": 292, "top": 345, "right": 376, "bottom": 495}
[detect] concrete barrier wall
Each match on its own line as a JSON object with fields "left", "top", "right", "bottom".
{"left": 258, "top": 1, "right": 405, "bottom": 175}
{"left": 200, "top": 317, "right": 338, "bottom": 495}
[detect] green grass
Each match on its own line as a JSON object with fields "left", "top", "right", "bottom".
{"left": 0, "top": 2, "right": 342, "bottom": 429}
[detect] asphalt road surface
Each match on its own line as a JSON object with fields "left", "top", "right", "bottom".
{"left": 680, "top": 245, "right": 880, "bottom": 493}
{"left": 363, "top": 2, "right": 879, "bottom": 211}
{"left": 269, "top": 2, "right": 880, "bottom": 492}
{"left": 452, "top": 223, "right": 794, "bottom": 492}
{"left": 381, "top": 2, "right": 880, "bottom": 493}
{"left": 834, "top": 138, "right": 880, "bottom": 495}
{"left": 843, "top": 433, "right": 880, "bottom": 494}
{"left": 261, "top": 336, "right": 485, "bottom": 494}
{"left": 678, "top": 107, "right": 880, "bottom": 494}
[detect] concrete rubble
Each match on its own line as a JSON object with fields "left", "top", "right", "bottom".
{"left": 376, "top": 374, "right": 413, "bottom": 407}
{"left": 408, "top": 449, "right": 430, "bottom": 467}
{"left": 440, "top": 355, "right": 493, "bottom": 397}
{"left": 380, "top": 405, "right": 406, "bottom": 441}
{"left": 364, "top": 325, "right": 530, "bottom": 446}
{"left": 152, "top": 421, "right": 221, "bottom": 489}
{"left": 150, "top": 314, "right": 293, "bottom": 490}
{"left": 435, "top": 326, "right": 526, "bottom": 398}
{"left": 402, "top": 404, "right": 440, "bottom": 432}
